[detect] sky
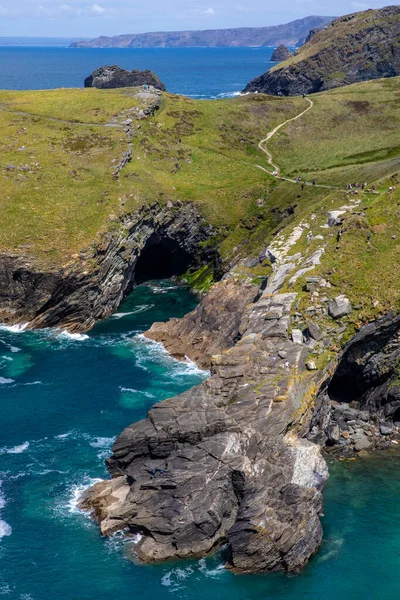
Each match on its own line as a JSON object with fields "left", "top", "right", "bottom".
{"left": 0, "top": 0, "right": 393, "bottom": 38}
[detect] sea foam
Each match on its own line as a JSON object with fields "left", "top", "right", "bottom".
{"left": 0, "top": 442, "right": 29, "bottom": 455}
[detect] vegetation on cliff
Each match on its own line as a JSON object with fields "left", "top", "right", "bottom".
{"left": 243, "top": 5, "right": 400, "bottom": 95}
{"left": 0, "top": 75, "right": 400, "bottom": 302}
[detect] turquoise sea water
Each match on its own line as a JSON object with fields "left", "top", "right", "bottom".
{"left": 1, "top": 281, "right": 400, "bottom": 599}
{"left": 0, "top": 46, "right": 276, "bottom": 98}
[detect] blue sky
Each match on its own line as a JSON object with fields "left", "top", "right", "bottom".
{"left": 0, "top": 0, "right": 392, "bottom": 38}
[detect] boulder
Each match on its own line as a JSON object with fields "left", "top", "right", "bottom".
{"left": 380, "top": 425, "right": 393, "bottom": 435}
{"left": 84, "top": 65, "right": 166, "bottom": 91}
{"left": 354, "top": 435, "right": 371, "bottom": 452}
{"left": 327, "top": 210, "right": 346, "bottom": 226}
{"left": 328, "top": 295, "right": 352, "bottom": 319}
{"left": 291, "top": 328, "right": 304, "bottom": 344}
{"left": 306, "top": 320, "right": 322, "bottom": 341}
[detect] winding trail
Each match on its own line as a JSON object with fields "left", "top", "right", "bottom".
{"left": 256, "top": 97, "right": 342, "bottom": 191}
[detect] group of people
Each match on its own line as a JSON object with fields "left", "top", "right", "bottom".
{"left": 347, "top": 182, "right": 369, "bottom": 193}
{"left": 294, "top": 176, "right": 316, "bottom": 189}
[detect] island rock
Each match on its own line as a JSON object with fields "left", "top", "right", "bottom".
{"left": 84, "top": 65, "right": 166, "bottom": 91}
{"left": 270, "top": 45, "right": 293, "bottom": 62}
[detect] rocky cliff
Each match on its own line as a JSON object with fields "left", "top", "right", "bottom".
{"left": 243, "top": 5, "right": 400, "bottom": 95}
{"left": 270, "top": 45, "right": 294, "bottom": 62}
{"left": 0, "top": 202, "right": 217, "bottom": 332}
{"left": 70, "top": 17, "right": 334, "bottom": 48}
{"left": 84, "top": 65, "right": 166, "bottom": 91}
{"left": 79, "top": 284, "right": 329, "bottom": 572}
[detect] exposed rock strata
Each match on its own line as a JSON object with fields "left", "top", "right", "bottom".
{"left": 144, "top": 278, "right": 259, "bottom": 369}
{"left": 243, "top": 6, "right": 400, "bottom": 95}
{"left": 0, "top": 202, "right": 218, "bottom": 332}
{"left": 84, "top": 65, "right": 166, "bottom": 91}
{"left": 310, "top": 312, "right": 400, "bottom": 454}
{"left": 79, "top": 286, "right": 329, "bottom": 573}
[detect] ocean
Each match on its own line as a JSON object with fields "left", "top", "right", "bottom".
{"left": 0, "top": 46, "right": 276, "bottom": 98}
{"left": 1, "top": 46, "right": 400, "bottom": 599}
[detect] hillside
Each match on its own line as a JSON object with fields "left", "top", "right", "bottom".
{"left": 0, "top": 77, "right": 400, "bottom": 327}
{"left": 243, "top": 5, "right": 400, "bottom": 95}
{"left": 2, "top": 76, "right": 400, "bottom": 574}
{"left": 70, "top": 16, "right": 334, "bottom": 48}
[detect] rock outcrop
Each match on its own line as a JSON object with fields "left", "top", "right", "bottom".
{"left": 79, "top": 281, "right": 329, "bottom": 573}
{"left": 310, "top": 312, "right": 400, "bottom": 454}
{"left": 84, "top": 65, "right": 166, "bottom": 91}
{"left": 270, "top": 45, "right": 293, "bottom": 62}
{"left": 145, "top": 278, "right": 258, "bottom": 369}
{"left": 243, "top": 5, "right": 400, "bottom": 95}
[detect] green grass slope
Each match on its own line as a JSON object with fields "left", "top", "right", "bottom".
{"left": 0, "top": 77, "right": 399, "bottom": 293}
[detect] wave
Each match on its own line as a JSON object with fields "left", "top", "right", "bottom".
{"left": 161, "top": 557, "right": 225, "bottom": 589}
{"left": 0, "top": 520, "right": 11, "bottom": 541}
{"left": 0, "top": 377, "right": 14, "bottom": 385}
{"left": 111, "top": 305, "right": 154, "bottom": 319}
{"left": 58, "top": 331, "right": 89, "bottom": 341}
{"left": 0, "top": 482, "right": 11, "bottom": 541}
{"left": 119, "top": 387, "right": 155, "bottom": 398}
{"left": 0, "top": 442, "right": 29, "bottom": 455}
{"left": 0, "top": 323, "right": 29, "bottom": 334}
{"left": 66, "top": 476, "right": 103, "bottom": 515}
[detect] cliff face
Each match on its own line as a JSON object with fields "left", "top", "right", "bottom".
{"left": 243, "top": 5, "right": 400, "bottom": 95}
{"left": 145, "top": 278, "right": 259, "bottom": 369}
{"left": 0, "top": 202, "right": 217, "bottom": 332}
{"left": 84, "top": 66, "right": 166, "bottom": 91}
{"left": 70, "top": 17, "right": 334, "bottom": 48}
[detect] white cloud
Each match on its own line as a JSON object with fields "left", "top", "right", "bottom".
{"left": 89, "top": 3, "right": 106, "bottom": 13}
{"left": 203, "top": 7, "right": 215, "bottom": 14}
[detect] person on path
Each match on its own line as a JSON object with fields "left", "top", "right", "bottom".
{"left": 347, "top": 183, "right": 352, "bottom": 192}
{"left": 312, "top": 179, "right": 316, "bottom": 186}
{"left": 301, "top": 182, "right": 305, "bottom": 190}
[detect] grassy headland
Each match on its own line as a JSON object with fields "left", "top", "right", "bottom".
{"left": 0, "top": 78, "right": 399, "bottom": 292}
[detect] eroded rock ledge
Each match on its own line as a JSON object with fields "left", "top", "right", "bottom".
{"left": 145, "top": 278, "right": 259, "bottom": 369}
{"left": 79, "top": 286, "right": 328, "bottom": 573}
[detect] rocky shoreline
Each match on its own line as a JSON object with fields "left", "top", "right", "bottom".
{"left": 76, "top": 189, "right": 400, "bottom": 574}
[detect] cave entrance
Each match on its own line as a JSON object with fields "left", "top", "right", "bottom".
{"left": 134, "top": 237, "right": 196, "bottom": 284}
{"left": 393, "top": 407, "right": 400, "bottom": 425}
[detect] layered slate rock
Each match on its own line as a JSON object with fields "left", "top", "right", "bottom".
{"left": 145, "top": 278, "right": 259, "bottom": 369}
{"left": 270, "top": 45, "right": 293, "bottom": 62}
{"left": 79, "top": 289, "right": 328, "bottom": 573}
{"left": 243, "top": 5, "right": 400, "bottom": 95}
{"left": 84, "top": 65, "right": 166, "bottom": 91}
{"left": 310, "top": 312, "right": 400, "bottom": 453}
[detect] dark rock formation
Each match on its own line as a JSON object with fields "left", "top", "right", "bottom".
{"left": 310, "top": 312, "right": 400, "bottom": 453}
{"left": 243, "top": 5, "right": 400, "bottom": 96}
{"left": 144, "top": 278, "right": 258, "bottom": 369}
{"left": 296, "top": 27, "right": 322, "bottom": 47}
{"left": 79, "top": 289, "right": 328, "bottom": 573}
{"left": 70, "top": 17, "right": 334, "bottom": 49}
{"left": 0, "top": 202, "right": 217, "bottom": 332}
{"left": 270, "top": 45, "right": 293, "bottom": 62}
{"left": 84, "top": 65, "right": 166, "bottom": 91}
